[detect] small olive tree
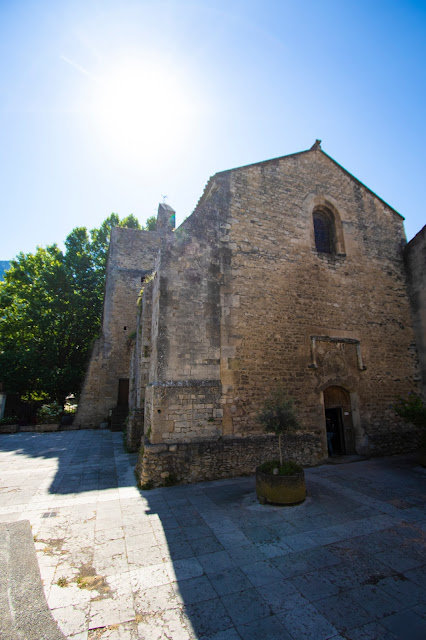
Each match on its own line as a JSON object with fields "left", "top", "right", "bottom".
{"left": 257, "top": 388, "right": 300, "bottom": 465}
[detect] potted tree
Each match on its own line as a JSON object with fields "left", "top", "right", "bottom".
{"left": 256, "top": 388, "right": 306, "bottom": 505}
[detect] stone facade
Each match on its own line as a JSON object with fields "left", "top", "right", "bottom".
{"left": 75, "top": 223, "right": 165, "bottom": 428}
{"left": 78, "top": 142, "right": 424, "bottom": 486}
{"left": 404, "top": 226, "right": 426, "bottom": 398}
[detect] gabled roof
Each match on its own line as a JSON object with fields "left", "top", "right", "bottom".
{"left": 213, "top": 140, "right": 404, "bottom": 219}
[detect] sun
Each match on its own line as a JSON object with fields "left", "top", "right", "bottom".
{"left": 90, "top": 56, "right": 197, "bottom": 166}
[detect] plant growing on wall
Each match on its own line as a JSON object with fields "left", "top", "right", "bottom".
{"left": 394, "top": 393, "right": 426, "bottom": 445}
{"left": 257, "top": 387, "right": 301, "bottom": 468}
{"left": 137, "top": 271, "right": 156, "bottom": 307}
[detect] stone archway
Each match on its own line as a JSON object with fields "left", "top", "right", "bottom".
{"left": 323, "top": 386, "right": 356, "bottom": 455}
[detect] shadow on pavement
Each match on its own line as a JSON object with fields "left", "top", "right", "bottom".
{"left": 0, "top": 521, "right": 66, "bottom": 640}
{"left": 2, "top": 431, "right": 426, "bottom": 638}
{"left": 138, "top": 458, "right": 426, "bottom": 640}
{"left": 0, "top": 429, "right": 137, "bottom": 495}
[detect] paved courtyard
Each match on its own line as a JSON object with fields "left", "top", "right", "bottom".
{"left": 0, "top": 430, "right": 425, "bottom": 640}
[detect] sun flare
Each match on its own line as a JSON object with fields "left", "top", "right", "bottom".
{"left": 90, "top": 57, "right": 197, "bottom": 165}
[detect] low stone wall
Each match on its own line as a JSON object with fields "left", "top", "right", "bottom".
{"left": 0, "top": 423, "right": 84, "bottom": 434}
{"left": 0, "top": 423, "right": 61, "bottom": 434}
{"left": 126, "top": 408, "right": 145, "bottom": 452}
{"left": 137, "top": 432, "right": 324, "bottom": 488}
{"left": 368, "top": 427, "right": 422, "bottom": 456}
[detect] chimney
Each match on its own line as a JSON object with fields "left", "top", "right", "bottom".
{"left": 156, "top": 203, "right": 176, "bottom": 233}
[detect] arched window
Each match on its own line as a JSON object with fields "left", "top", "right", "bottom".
{"left": 313, "top": 208, "right": 335, "bottom": 254}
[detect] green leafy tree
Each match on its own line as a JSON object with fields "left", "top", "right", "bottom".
{"left": 0, "top": 213, "right": 141, "bottom": 406}
{"left": 143, "top": 216, "right": 157, "bottom": 231}
{"left": 122, "top": 214, "right": 142, "bottom": 230}
{"left": 90, "top": 213, "right": 141, "bottom": 279}
{"left": 257, "top": 388, "right": 301, "bottom": 465}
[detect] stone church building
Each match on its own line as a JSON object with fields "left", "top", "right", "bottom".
{"left": 76, "top": 141, "right": 425, "bottom": 486}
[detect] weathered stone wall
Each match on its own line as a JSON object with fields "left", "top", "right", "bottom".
{"left": 216, "top": 148, "right": 418, "bottom": 447}
{"left": 124, "top": 204, "right": 176, "bottom": 448}
{"left": 144, "top": 187, "right": 227, "bottom": 445}
{"left": 136, "top": 144, "right": 420, "bottom": 486}
{"left": 138, "top": 433, "right": 323, "bottom": 487}
{"left": 144, "top": 380, "right": 222, "bottom": 444}
{"left": 368, "top": 426, "right": 422, "bottom": 456}
{"left": 75, "top": 227, "right": 161, "bottom": 428}
{"left": 127, "top": 280, "right": 153, "bottom": 450}
{"left": 404, "top": 225, "right": 426, "bottom": 398}
{"left": 154, "top": 233, "right": 221, "bottom": 383}
{"left": 74, "top": 337, "right": 105, "bottom": 427}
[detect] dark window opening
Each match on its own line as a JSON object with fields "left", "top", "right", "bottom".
{"left": 313, "top": 210, "right": 335, "bottom": 254}
{"left": 123, "top": 326, "right": 127, "bottom": 331}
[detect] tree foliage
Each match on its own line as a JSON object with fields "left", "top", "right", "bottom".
{"left": 394, "top": 393, "right": 426, "bottom": 428}
{"left": 144, "top": 216, "right": 157, "bottom": 231}
{"left": 0, "top": 213, "right": 141, "bottom": 405}
{"left": 257, "top": 388, "right": 300, "bottom": 465}
{"left": 394, "top": 393, "right": 426, "bottom": 447}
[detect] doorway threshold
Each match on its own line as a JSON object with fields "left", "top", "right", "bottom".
{"left": 327, "top": 454, "right": 369, "bottom": 465}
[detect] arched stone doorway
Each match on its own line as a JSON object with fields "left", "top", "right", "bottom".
{"left": 323, "top": 386, "right": 355, "bottom": 455}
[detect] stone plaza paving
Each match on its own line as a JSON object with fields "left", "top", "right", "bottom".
{"left": 0, "top": 430, "right": 425, "bottom": 640}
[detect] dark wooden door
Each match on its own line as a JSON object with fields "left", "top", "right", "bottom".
{"left": 324, "top": 386, "right": 355, "bottom": 454}
{"left": 117, "top": 378, "right": 129, "bottom": 407}
{"left": 325, "top": 407, "right": 344, "bottom": 455}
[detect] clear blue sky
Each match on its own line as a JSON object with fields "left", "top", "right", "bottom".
{"left": 1, "top": 0, "right": 425, "bottom": 259}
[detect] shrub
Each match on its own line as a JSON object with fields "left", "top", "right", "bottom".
{"left": 37, "top": 401, "right": 62, "bottom": 424}
{"left": 257, "top": 459, "right": 303, "bottom": 476}
{"left": 394, "top": 393, "right": 426, "bottom": 446}
{"left": 0, "top": 415, "right": 18, "bottom": 425}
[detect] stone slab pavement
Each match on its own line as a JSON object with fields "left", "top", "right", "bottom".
{"left": 0, "top": 430, "right": 425, "bottom": 640}
{"left": 0, "top": 519, "right": 66, "bottom": 640}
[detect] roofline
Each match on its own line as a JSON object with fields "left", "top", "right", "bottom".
{"left": 320, "top": 149, "right": 404, "bottom": 220}
{"left": 214, "top": 146, "right": 404, "bottom": 220}
{"left": 214, "top": 148, "right": 309, "bottom": 176}
{"left": 405, "top": 223, "right": 426, "bottom": 248}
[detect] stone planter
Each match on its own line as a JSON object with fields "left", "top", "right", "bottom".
{"left": 256, "top": 466, "right": 306, "bottom": 505}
